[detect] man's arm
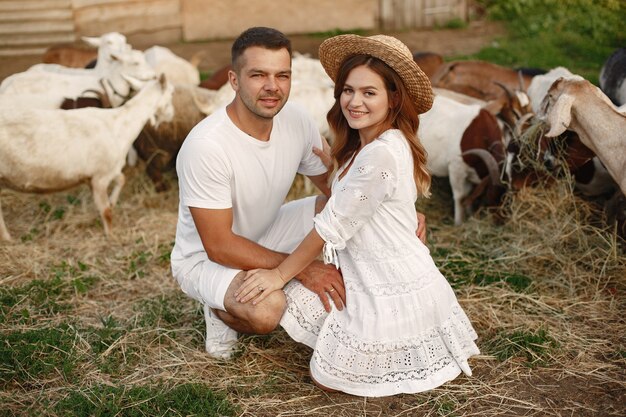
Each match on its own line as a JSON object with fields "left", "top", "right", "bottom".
{"left": 190, "top": 207, "right": 285, "bottom": 270}
{"left": 190, "top": 206, "right": 345, "bottom": 312}
{"left": 306, "top": 172, "right": 331, "bottom": 198}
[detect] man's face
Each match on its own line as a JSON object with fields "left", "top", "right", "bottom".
{"left": 230, "top": 46, "right": 292, "bottom": 120}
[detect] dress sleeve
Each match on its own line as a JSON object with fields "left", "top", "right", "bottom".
{"left": 313, "top": 142, "right": 398, "bottom": 266}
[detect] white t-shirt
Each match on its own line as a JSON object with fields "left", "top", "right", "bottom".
{"left": 171, "top": 102, "right": 326, "bottom": 273}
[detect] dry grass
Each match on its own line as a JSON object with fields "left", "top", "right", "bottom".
{"left": 1, "top": 163, "right": 624, "bottom": 416}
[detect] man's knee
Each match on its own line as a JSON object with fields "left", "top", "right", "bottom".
{"left": 224, "top": 272, "right": 286, "bottom": 334}
{"left": 247, "top": 290, "right": 286, "bottom": 334}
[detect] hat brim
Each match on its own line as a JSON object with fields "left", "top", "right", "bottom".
{"left": 319, "top": 34, "right": 433, "bottom": 114}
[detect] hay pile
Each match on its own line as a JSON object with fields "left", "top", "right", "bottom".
{"left": 0, "top": 163, "right": 624, "bottom": 416}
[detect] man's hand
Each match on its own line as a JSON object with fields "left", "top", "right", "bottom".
{"left": 416, "top": 211, "right": 427, "bottom": 244}
{"left": 297, "top": 260, "right": 345, "bottom": 312}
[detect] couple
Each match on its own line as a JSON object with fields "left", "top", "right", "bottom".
{"left": 171, "top": 26, "right": 479, "bottom": 397}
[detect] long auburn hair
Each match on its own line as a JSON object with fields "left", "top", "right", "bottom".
{"left": 327, "top": 54, "right": 431, "bottom": 197}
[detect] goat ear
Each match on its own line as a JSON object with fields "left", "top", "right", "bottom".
{"left": 192, "top": 88, "right": 217, "bottom": 115}
{"left": 109, "top": 51, "right": 122, "bottom": 62}
{"left": 122, "top": 74, "right": 144, "bottom": 91}
{"left": 545, "top": 94, "right": 574, "bottom": 137}
{"left": 82, "top": 36, "right": 101, "bottom": 47}
{"left": 484, "top": 97, "right": 505, "bottom": 115}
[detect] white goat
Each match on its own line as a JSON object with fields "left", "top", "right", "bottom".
{"left": 0, "top": 75, "right": 174, "bottom": 241}
{"left": 144, "top": 45, "right": 201, "bottom": 85}
{"left": 542, "top": 78, "right": 626, "bottom": 195}
{"left": 27, "top": 32, "right": 130, "bottom": 76}
{"left": 0, "top": 49, "right": 155, "bottom": 108}
{"left": 527, "top": 67, "right": 584, "bottom": 114}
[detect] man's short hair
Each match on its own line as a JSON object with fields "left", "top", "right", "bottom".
{"left": 231, "top": 27, "right": 292, "bottom": 70}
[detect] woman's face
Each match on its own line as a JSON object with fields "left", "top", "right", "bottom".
{"left": 340, "top": 65, "right": 391, "bottom": 142}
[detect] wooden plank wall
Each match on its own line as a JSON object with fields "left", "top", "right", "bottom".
{"left": 379, "top": 0, "right": 467, "bottom": 30}
{"left": 180, "top": 0, "right": 378, "bottom": 41}
{"left": 0, "top": 0, "right": 469, "bottom": 56}
{"left": 72, "top": 0, "right": 182, "bottom": 45}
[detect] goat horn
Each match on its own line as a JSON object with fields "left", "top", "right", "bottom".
{"left": 493, "top": 81, "right": 513, "bottom": 101}
{"left": 518, "top": 70, "right": 525, "bottom": 91}
{"left": 514, "top": 113, "right": 535, "bottom": 137}
{"left": 462, "top": 148, "right": 502, "bottom": 186}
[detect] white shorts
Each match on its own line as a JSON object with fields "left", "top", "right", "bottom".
{"left": 175, "top": 196, "right": 317, "bottom": 311}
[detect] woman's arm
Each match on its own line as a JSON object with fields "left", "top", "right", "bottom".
{"left": 234, "top": 228, "right": 326, "bottom": 305}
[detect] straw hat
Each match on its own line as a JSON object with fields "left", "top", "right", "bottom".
{"left": 318, "top": 34, "right": 433, "bottom": 114}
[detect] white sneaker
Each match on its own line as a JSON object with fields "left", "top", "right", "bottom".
{"left": 204, "top": 304, "right": 238, "bottom": 359}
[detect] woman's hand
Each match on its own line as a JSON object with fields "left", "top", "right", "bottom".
{"left": 313, "top": 135, "right": 333, "bottom": 170}
{"left": 234, "top": 268, "right": 286, "bottom": 305}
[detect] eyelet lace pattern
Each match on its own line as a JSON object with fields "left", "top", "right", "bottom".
{"left": 280, "top": 130, "right": 479, "bottom": 396}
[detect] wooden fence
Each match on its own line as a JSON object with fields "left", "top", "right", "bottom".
{"left": 0, "top": 0, "right": 468, "bottom": 56}
{"left": 380, "top": 0, "right": 468, "bottom": 30}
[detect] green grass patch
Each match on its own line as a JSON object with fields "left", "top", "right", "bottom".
{"left": 466, "top": 0, "right": 625, "bottom": 82}
{"left": 436, "top": 18, "right": 468, "bottom": 30}
{"left": 0, "top": 324, "right": 78, "bottom": 386}
{"left": 0, "top": 261, "right": 99, "bottom": 325}
{"left": 484, "top": 327, "right": 559, "bottom": 367}
{"left": 54, "top": 383, "right": 236, "bottom": 417}
{"left": 85, "top": 315, "right": 137, "bottom": 376}
{"left": 134, "top": 295, "right": 185, "bottom": 328}
{"left": 432, "top": 247, "right": 532, "bottom": 292}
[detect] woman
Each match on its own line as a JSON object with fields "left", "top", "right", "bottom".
{"left": 235, "top": 34, "right": 479, "bottom": 397}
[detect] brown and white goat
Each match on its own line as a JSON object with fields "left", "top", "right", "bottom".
{"left": 431, "top": 60, "right": 535, "bottom": 101}
{"left": 419, "top": 95, "right": 506, "bottom": 225}
{"left": 412, "top": 51, "right": 444, "bottom": 80}
{"left": 199, "top": 64, "right": 231, "bottom": 90}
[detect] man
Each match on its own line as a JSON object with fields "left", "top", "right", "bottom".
{"left": 171, "top": 27, "right": 425, "bottom": 359}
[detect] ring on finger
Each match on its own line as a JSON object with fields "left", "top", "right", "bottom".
{"left": 328, "top": 287, "right": 335, "bottom": 293}
{"left": 258, "top": 286, "right": 264, "bottom": 292}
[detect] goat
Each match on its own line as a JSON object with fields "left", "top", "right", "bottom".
{"left": 134, "top": 84, "right": 216, "bottom": 191}
{"left": 0, "top": 49, "right": 155, "bottom": 108}
{"left": 527, "top": 67, "right": 584, "bottom": 114}
{"left": 536, "top": 129, "right": 615, "bottom": 196}
{"left": 199, "top": 64, "right": 231, "bottom": 90}
{"left": 31, "top": 32, "right": 130, "bottom": 77}
{"left": 144, "top": 46, "right": 202, "bottom": 85}
{"left": 599, "top": 47, "right": 626, "bottom": 106}
{"left": 60, "top": 84, "right": 113, "bottom": 110}
{"left": 42, "top": 42, "right": 98, "bottom": 68}
{"left": 419, "top": 94, "right": 506, "bottom": 225}
{"left": 412, "top": 51, "right": 444, "bottom": 80}
{"left": 541, "top": 78, "right": 626, "bottom": 195}
{"left": 431, "top": 60, "right": 534, "bottom": 101}
{"left": 0, "top": 75, "right": 174, "bottom": 241}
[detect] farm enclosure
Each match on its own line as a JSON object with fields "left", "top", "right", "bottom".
{"left": 0, "top": 8, "right": 625, "bottom": 417}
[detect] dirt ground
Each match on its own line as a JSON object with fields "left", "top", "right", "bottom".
{"left": 0, "top": 20, "right": 505, "bottom": 82}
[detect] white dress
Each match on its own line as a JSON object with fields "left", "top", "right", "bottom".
{"left": 280, "top": 129, "right": 480, "bottom": 397}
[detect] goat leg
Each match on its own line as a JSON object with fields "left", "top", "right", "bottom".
{"left": 462, "top": 176, "right": 490, "bottom": 211}
{"left": 0, "top": 194, "right": 12, "bottom": 241}
{"left": 91, "top": 177, "right": 113, "bottom": 236}
{"left": 108, "top": 173, "right": 126, "bottom": 207}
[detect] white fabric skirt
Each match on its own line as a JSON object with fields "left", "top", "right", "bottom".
{"left": 280, "top": 266, "right": 479, "bottom": 397}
